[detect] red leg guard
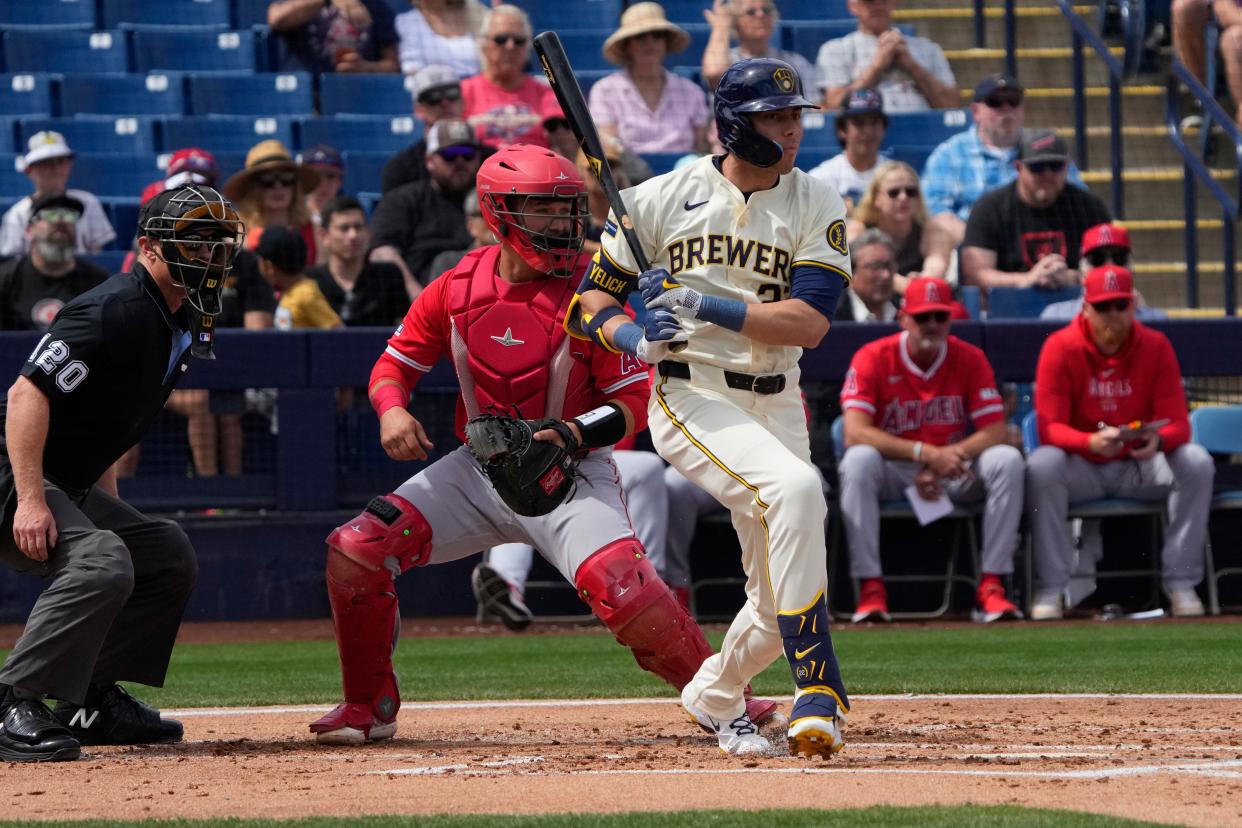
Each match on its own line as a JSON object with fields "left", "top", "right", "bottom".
{"left": 574, "top": 538, "right": 713, "bottom": 690}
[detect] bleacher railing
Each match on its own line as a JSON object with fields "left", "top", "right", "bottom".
{"left": 973, "top": 0, "right": 1017, "bottom": 78}
{"left": 1165, "top": 61, "right": 1240, "bottom": 316}
{"left": 1057, "top": 0, "right": 1125, "bottom": 219}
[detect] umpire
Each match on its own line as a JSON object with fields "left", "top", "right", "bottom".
{"left": 0, "top": 185, "right": 245, "bottom": 762}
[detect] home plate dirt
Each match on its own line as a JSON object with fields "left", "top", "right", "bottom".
{"left": 3, "top": 695, "right": 1241, "bottom": 826}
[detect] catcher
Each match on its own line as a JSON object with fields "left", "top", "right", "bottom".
{"left": 310, "top": 145, "right": 774, "bottom": 748}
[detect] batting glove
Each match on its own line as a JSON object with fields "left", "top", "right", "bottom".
{"left": 637, "top": 308, "right": 688, "bottom": 364}
{"left": 640, "top": 268, "right": 702, "bottom": 318}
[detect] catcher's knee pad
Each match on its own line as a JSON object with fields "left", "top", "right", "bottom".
{"left": 777, "top": 591, "right": 849, "bottom": 719}
{"left": 327, "top": 494, "right": 433, "bottom": 574}
{"left": 575, "top": 538, "right": 712, "bottom": 689}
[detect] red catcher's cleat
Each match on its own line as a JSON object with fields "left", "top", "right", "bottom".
{"left": 973, "top": 578, "right": 1023, "bottom": 623}
{"left": 309, "top": 702, "right": 397, "bottom": 745}
{"left": 851, "top": 578, "right": 890, "bottom": 623}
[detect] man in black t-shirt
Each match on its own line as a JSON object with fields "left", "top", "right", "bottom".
{"left": 368, "top": 119, "right": 481, "bottom": 293}
{"left": 310, "top": 196, "right": 407, "bottom": 325}
{"left": 961, "top": 130, "right": 1111, "bottom": 292}
{"left": 0, "top": 194, "right": 108, "bottom": 331}
{"left": 0, "top": 186, "right": 245, "bottom": 763}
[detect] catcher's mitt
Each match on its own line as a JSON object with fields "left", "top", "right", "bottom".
{"left": 464, "top": 414, "right": 581, "bottom": 517}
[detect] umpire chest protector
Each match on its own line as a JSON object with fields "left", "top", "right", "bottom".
{"left": 445, "top": 246, "right": 592, "bottom": 422}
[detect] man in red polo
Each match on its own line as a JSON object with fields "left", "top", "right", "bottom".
{"left": 839, "top": 277, "right": 1024, "bottom": 623}
{"left": 1026, "top": 265, "right": 1215, "bottom": 619}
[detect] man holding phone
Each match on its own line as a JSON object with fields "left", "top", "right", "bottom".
{"left": 1026, "top": 265, "right": 1215, "bottom": 619}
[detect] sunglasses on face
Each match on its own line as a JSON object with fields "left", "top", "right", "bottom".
{"left": 885, "top": 186, "right": 919, "bottom": 199}
{"left": 912, "top": 310, "right": 950, "bottom": 325}
{"left": 256, "top": 172, "right": 296, "bottom": 188}
{"left": 34, "top": 208, "right": 80, "bottom": 224}
{"left": 984, "top": 93, "right": 1023, "bottom": 109}
{"left": 419, "top": 86, "right": 462, "bottom": 106}
{"left": 1024, "top": 160, "right": 1066, "bottom": 174}
{"left": 1090, "top": 299, "right": 1131, "bottom": 314}
{"left": 490, "top": 33, "right": 528, "bottom": 47}
{"left": 1085, "top": 246, "right": 1131, "bottom": 268}
{"left": 742, "top": 5, "right": 776, "bottom": 16}
{"left": 438, "top": 146, "right": 480, "bottom": 162}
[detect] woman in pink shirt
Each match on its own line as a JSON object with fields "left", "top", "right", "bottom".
{"left": 588, "top": 2, "right": 710, "bottom": 155}
{"left": 460, "top": 4, "right": 565, "bottom": 150}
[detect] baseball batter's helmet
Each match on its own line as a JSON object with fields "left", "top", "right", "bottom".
{"left": 715, "top": 58, "right": 819, "bottom": 168}
{"left": 476, "top": 145, "right": 588, "bottom": 278}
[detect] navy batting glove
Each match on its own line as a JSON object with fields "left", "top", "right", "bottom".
{"left": 644, "top": 307, "right": 685, "bottom": 342}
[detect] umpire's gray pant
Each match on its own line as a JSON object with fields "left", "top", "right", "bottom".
{"left": 0, "top": 484, "right": 197, "bottom": 705}
{"left": 1025, "top": 444, "right": 1215, "bottom": 593}
{"left": 838, "top": 443, "right": 1025, "bottom": 580}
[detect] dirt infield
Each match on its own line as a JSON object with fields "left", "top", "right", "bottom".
{"left": 3, "top": 694, "right": 1241, "bottom": 825}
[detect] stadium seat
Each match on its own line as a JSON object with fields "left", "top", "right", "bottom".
{"left": 555, "top": 31, "right": 613, "bottom": 72}
{"left": 0, "top": 1, "right": 96, "bottom": 28}
{"left": 131, "top": 29, "right": 256, "bottom": 73}
{"left": 356, "top": 191, "right": 382, "bottom": 217}
{"left": 659, "top": 0, "right": 718, "bottom": 23}
{"left": 67, "top": 153, "right": 161, "bottom": 199}
{"left": 575, "top": 69, "right": 612, "bottom": 96}
{"left": 885, "top": 110, "right": 973, "bottom": 149}
{"left": 1190, "top": 406, "right": 1242, "bottom": 615}
{"left": 778, "top": 0, "right": 850, "bottom": 18}
{"left": 19, "top": 117, "right": 158, "bottom": 155}
{"left": 161, "top": 115, "right": 296, "bottom": 153}
{"left": 102, "top": 0, "right": 232, "bottom": 29}
{"left": 235, "top": 0, "right": 273, "bottom": 28}
{"left": 0, "top": 118, "right": 18, "bottom": 154}
{"left": 60, "top": 73, "right": 186, "bottom": 117}
{"left": 516, "top": 0, "right": 620, "bottom": 31}
{"left": 188, "top": 73, "right": 314, "bottom": 116}
{"left": 0, "top": 74, "right": 54, "bottom": 117}
{"left": 299, "top": 116, "right": 422, "bottom": 154}
{"left": 103, "top": 197, "right": 141, "bottom": 249}
{"left": 886, "top": 145, "right": 934, "bottom": 171}
{"left": 0, "top": 154, "right": 27, "bottom": 195}
{"left": 799, "top": 113, "right": 839, "bottom": 151}
{"left": 319, "top": 74, "right": 416, "bottom": 117}
{"left": 206, "top": 150, "right": 248, "bottom": 183}
{"left": 794, "top": 149, "right": 832, "bottom": 172}
{"left": 640, "top": 152, "right": 686, "bottom": 177}
{"left": 2, "top": 29, "right": 129, "bottom": 74}
{"left": 987, "top": 287, "right": 1082, "bottom": 319}
{"left": 342, "top": 152, "right": 390, "bottom": 195}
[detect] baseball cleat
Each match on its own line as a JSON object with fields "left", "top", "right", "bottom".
{"left": 682, "top": 686, "right": 770, "bottom": 755}
{"left": 52, "top": 685, "right": 182, "bottom": 746}
{"left": 471, "top": 563, "right": 533, "bottom": 631}
{"left": 851, "top": 579, "right": 890, "bottom": 624}
{"left": 786, "top": 689, "right": 846, "bottom": 759}
{"left": 309, "top": 702, "right": 397, "bottom": 745}
{"left": 972, "top": 579, "right": 1024, "bottom": 624}
{"left": 743, "top": 694, "right": 780, "bottom": 727}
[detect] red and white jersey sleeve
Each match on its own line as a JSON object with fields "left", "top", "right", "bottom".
{"left": 586, "top": 347, "right": 651, "bottom": 431}
{"left": 370, "top": 273, "right": 451, "bottom": 391}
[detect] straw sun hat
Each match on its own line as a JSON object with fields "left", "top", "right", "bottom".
{"left": 223, "top": 140, "right": 319, "bottom": 201}
{"left": 602, "top": 2, "right": 691, "bottom": 66}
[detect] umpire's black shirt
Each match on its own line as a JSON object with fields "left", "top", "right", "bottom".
{"left": 0, "top": 263, "right": 193, "bottom": 499}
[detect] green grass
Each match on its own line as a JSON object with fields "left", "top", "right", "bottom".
{"left": 5, "top": 620, "right": 1237, "bottom": 709}
{"left": 0, "top": 807, "right": 1186, "bottom": 828}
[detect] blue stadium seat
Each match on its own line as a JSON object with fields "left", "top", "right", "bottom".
{"left": 640, "top": 152, "right": 686, "bottom": 177}
{"left": 60, "top": 73, "right": 186, "bottom": 117}
{"left": 319, "top": 74, "right": 416, "bottom": 116}
{"left": 67, "top": 153, "right": 161, "bottom": 199}
{"left": 0, "top": 154, "right": 27, "bottom": 196}
{"left": 886, "top": 144, "right": 933, "bottom": 171}
{"left": 0, "top": 118, "right": 19, "bottom": 154}
{"left": 885, "top": 110, "right": 972, "bottom": 149}
{"left": 575, "top": 69, "right": 612, "bottom": 96}
{"left": 555, "top": 31, "right": 612, "bottom": 72}
{"left": 19, "top": 117, "right": 158, "bottom": 155}
{"left": 342, "top": 152, "right": 391, "bottom": 195}
{"left": 103, "top": 197, "right": 142, "bottom": 249}
{"left": 161, "top": 116, "right": 295, "bottom": 153}
{"left": 778, "top": 0, "right": 850, "bottom": 18}
{"left": 0, "top": 1, "right": 96, "bottom": 27}
{"left": 516, "top": 0, "right": 620, "bottom": 31}
{"left": 659, "top": 0, "right": 717, "bottom": 24}
{"left": 356, "top": 191, "right": 381, "bottom": 216}
{"left": 0, "top": 74, "right": 54, "bottom": 117}
{"left": 794, "top": 149, "right": 832, "bottom": 172}
{"left": 784, "top": 19, "right": 860, "bottom": 63}
{"left": 188, "top": 72, "right": 314, "bottom": 116}
{"left": 299, "top": 116, "right": 422, "bottom": 154}
{"left": 206, "top": 150, "right": 248, "bottom": 182}
{"left": 102, "top": 0, "right": 232, "bottom": 28}
{"left": 987, "top": 287, "right": 1083, "bottom": 319}
{"left": 132, "top": 29, "right": 256, "bottom": 73}
{"left": 235, "top": 0, "right": 273, "bottom": 28}
{"left": 3, "top": 29, "right": 129, "bottom": 74}
{"left": 682, "top": 23, "right": 711, "bottom": 66}
{"left": 799, "top": 113, "right": 839, "bottom": 151}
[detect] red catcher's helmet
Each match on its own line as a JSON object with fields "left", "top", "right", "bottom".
{"left": 476, "top": 144, "right": 588, "bottom": 278}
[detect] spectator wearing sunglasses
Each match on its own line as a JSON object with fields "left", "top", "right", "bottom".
{"left": 808, "top": 88, "right": 892, "bottom": 209}
{"left": 395, "top": 0, "right": 486, "bottom": 77}
{"left": 268, "top": 0, "right": 399, "bottom": 74}
{"left": 1027, "top": 265, "right": 1215, "bottom": 619}
{"left": 1040, "top": 224, "right": 1166, "bottom": 321}
{"left": 701, "top": 0, "right": 817, "bottom": 91}
{"left": 300, "top": 145, "right": 345, "bottom": 266}
{"left": 369, "top": 119, "right": 481, "bottom": 295}
{"left": 961, "top": 130, "right": 1111, "bottom": 293}
{"left": 817, "top": 0, "right": 958, "bottom": 113}
{"left": 224, "top": 140, "right": 321, "bottom": 264}
{"left": 460, "top": 5, "right": 566, "bottom": 150}
{"left": 922, "top": 74, "right": 1085, "bottom": 234}
{"left": 839, "top": 277, "right": 1025, "bottom": 624}
{"left": 383, "top": 65, "right": 492, "bottom": 193}
{"left": 585, "top": 3, "right": 710, "bottom": 155}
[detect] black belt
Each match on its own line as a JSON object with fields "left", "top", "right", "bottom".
{"left": 658, "top": 360, "right": 786, "bottom": 395}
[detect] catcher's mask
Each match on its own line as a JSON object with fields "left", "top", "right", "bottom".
{"left": 476, "top": 145, "right": 588, "bottom": 278}
{"left": 140, "top": 185, "right": 245, "bottom": 358}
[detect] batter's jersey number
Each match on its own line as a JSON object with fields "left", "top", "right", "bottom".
{"left": 757, "top": 283, "right": 791, "bottom": 303}
{"left": 30, "top": 336, "right": 90, "bottom": 393}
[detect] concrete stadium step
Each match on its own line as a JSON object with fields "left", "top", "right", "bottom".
{"left": 897, "top": 4, "right": 1085, "bottom": 52}
{"left": 1012, "top": 85, "right": 1167, "bottom": 126}
{"left": 1082, "top": 167, "right": 1237, "bottom": 220}
{"left": 944, "top": 47, "right": 1122, "bottom": 88}
{"left": 1055, "top": 126, "right": 1189, "bottom": 169}
{"left": 1121, "top": 220, "right": 1231, "bottom": 273}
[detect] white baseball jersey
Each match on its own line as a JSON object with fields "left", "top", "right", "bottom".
{"left": 593, "top": 154, "right": 851, "bottom": 376}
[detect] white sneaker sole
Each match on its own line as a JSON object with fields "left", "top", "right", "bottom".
{"left": 314, "top": 720, "right": 397, "bottom": 745}
{"left": 787, "top": 716, "right": 844, "bottom": 758}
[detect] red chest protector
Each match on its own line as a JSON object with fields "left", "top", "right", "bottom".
{"left": 445, "top": 247, "right": 584, "bottom": 426}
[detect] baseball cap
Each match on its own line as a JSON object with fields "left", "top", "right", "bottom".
{"left": 167, "top": 147, "right": 217, "bottom": 179}
{"left": 410, "top": 65, "right": 460, "bottom": 101}
{"left": 29, "top": 192, "right": 84, "bottom": 223}
{"left": 1018, "top": 129, "right": 1069, "bottom": 165}
{"left": 973, "top": 72, "right": 1024, "bottom": 102}
{"left": 1083, "top": 265, "right": 1134, "bottom": 303}
{"left": 902, "top": 277, "right": 956, "bottom": 315}
{"left": 257, "top": 225, "right": 308, "bottom": 274}
{"left": 839, "top": 87, "right": 885, "bottom": 120}
{"left": 1081, "top": 222, "right": 1131, "bottom": 255}
{"left": 20, "top": 130, "right": 74, "bottom": 170}
{"left": 426, "top": 119, "right": 480, "bottom": 154}
{"left": 299, "top": 144, "right": 343, "bottom": 171}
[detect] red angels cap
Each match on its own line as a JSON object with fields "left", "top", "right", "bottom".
{"left": 167, "top": 147, "right": 217, "bottom": 178}
{"left": 1080, "top": 222, "right": 1131, "bottom": 255}
{"left": 902, "top": 277, "right": 956, "bottom": 315}
{"left": 1083, "top": 265, "right": 1134, "bottom": 302}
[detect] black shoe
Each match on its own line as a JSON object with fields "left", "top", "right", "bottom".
{"left": 0, "top": 700, "right": 81, "bottom": 762}
{"left": 52, "top": 685, "right": 183, "bottom": 746}
{"left": 471, "top": 563, "right": 533, "bottom": 631}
